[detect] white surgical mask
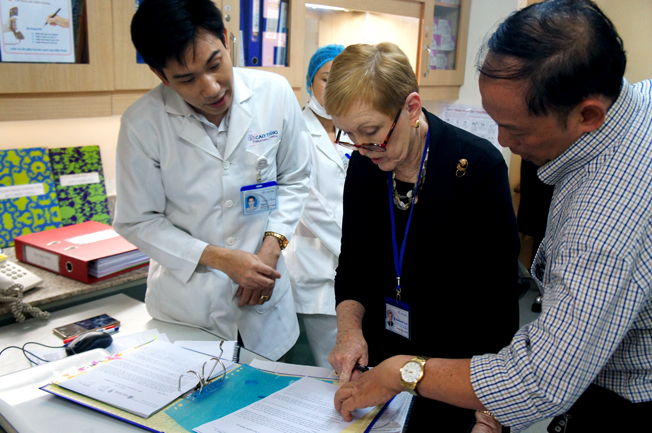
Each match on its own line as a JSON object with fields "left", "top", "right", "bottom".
{"left": 308, "top": 95, "right": 331, "bottom": 120}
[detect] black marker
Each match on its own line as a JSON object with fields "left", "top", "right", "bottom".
{"left": 45, "top": 8, "right": 61, "bottom": 26}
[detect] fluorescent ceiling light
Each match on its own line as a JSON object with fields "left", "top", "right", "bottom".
{"left": 306, "top": 3, "right": 349, "bottom": 12}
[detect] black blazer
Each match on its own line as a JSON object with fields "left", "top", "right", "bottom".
{"left": 334, "top": 108, "right": 520, "bottom": 431}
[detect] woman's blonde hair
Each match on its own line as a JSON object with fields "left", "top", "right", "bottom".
{"left": 323, "top": 42, "right": 419, "bottom": 119}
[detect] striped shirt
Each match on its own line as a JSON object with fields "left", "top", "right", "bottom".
{"left": 470, "top": 79, "right": 652, "bottom": 431}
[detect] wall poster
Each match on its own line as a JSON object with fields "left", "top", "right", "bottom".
{"left": 1, "top": 0, "right": 74, "bottom": 63}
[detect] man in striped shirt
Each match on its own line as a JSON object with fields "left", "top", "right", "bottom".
{"left": 332, "top": 1, "right": 652, "bottom": 431}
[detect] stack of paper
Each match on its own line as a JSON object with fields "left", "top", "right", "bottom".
{"left": 88, "top": 249, "right": 150, "bottom": 277}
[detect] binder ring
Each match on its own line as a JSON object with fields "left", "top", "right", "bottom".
{"left": 177, "top": 341, "right": 227, "bottom": 395}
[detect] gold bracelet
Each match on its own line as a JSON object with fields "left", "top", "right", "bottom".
{"left": 479, "top": 410, "right": 498, "bottom": 421}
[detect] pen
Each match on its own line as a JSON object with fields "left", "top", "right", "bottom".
{"left": 44, "top": 8, "right": 61, "bottom": 26}
{"left": 64, "top": 325, "right": 119, "bottom": 345}
{"left": 354, "top": 363, "right": 369, "bottom": 373}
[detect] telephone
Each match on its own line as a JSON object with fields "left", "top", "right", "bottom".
{"left": 0, "top": 260, "right": 43, "bottom": 292}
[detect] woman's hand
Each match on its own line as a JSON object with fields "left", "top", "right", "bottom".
{"left": 329, "top": 329, "right": 369, "bottom": 385}
{"left": 329, "top": 300, "right": 368, "bottom": 385}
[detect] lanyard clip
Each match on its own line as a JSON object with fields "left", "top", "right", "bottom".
{"left": 396, "top": 277, "right": 402, "bottom": 302}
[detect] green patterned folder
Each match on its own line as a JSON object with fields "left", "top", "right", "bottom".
{"left": 0, "top": 148, "right": 62, "bottom": 248}
{"left": 48, "top": 146, "right": 111, "bottom": 227}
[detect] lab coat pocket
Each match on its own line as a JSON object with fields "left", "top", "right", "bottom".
{"left": 244, "top": 140, "right": 280, "bottom": 183}
{"left": 285, "top": 236, "right": 336, "bottom": 289}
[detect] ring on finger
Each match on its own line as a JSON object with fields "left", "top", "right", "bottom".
{"left": 260, "top": 295, "right": 270, "bottom": 302}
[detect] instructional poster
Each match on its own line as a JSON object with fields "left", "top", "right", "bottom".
{"left": 0, "top": 0, "right": 74, "bottom": 63}
{"left": 439, "top": 103, "right": 501, "bottom": 150}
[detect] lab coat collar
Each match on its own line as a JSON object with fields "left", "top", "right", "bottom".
{"left": 160, "top": 72, "right": 254, "bottom": 161}
{"left": 161, "top": 84, "right": 223, "bottom": 160}
{"left": 223, "top": 70, "right": 254, "bottom": 161}
{"left": 303, "top": 106, "right": 343, "bottom": 169}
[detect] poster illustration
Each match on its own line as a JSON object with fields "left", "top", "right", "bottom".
{"left": 0, "top": 0, "right": 74, "bottom": 63}
{"left": 439, "top": 103, "right": 501, "bottom": 150}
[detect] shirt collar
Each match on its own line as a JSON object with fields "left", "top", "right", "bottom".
{"left": 538, "top": 78, "right": 639, "bottom": 185}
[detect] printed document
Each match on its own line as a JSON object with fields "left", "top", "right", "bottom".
{"left": 58, "top": 340, "right": 218, "bottom": 418}
{"left": 194, "top": 377, "right": 375, "bottom": 433}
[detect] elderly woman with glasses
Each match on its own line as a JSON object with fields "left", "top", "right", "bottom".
{"left": 325, "top": 42, "right": 519, "bottom": 431}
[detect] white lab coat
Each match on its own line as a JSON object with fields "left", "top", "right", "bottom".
{"left": 114, "top": 68, "right": 311, "bottom": 361}
{"left": 284, "top": 107, "right": 349, "bottom": 315}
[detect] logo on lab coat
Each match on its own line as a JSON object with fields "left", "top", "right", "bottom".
{"left": 248, "top": 129, "right": 279, "bottom": 144}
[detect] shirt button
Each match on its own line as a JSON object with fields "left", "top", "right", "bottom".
{"left": 225, "top": 200, "right": 233, "bottom": 208}
{"left": 226, "top": 237, "right": 235, "bottom": 246}
{"left": 223, "top": 161, "right": 231, "bottom": 170}
{"left": 339, "top": 173, "right": 345, "bottom": 179}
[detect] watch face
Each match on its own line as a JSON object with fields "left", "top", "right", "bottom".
{"left": 401, "top": 361, "right": 423, "bottom": 383}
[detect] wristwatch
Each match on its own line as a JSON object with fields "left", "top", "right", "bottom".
{"left": 264, "top": 231, "right": 288, "bottom": 250}
{"left": 400, "top": 356, "right": 430, "bottom": 396}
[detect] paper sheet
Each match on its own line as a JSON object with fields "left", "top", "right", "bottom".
{"left": 194, "top": 377, "right": 375, "bottom": 433}
{"left": 58, "top": 340, "right": 215, "bottom": 418}
{"left": 250, "top": 359, "right": 339, "bottom": 380}
{"left": 27, "top": 329, "right": 169, "bottom": 366}
{"left": 439, "top": 103, "right": 501, "bottom": 150}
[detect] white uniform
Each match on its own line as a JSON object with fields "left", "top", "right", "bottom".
{"left": 114, "top": 68, "right": 311, "bottom": 361}
{"left": 284, "top": 107, "right": 349, "bottom": 366}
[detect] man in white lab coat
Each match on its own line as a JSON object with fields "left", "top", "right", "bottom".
{"left": 113, "top": 0, "right": 310, "bottom": 361}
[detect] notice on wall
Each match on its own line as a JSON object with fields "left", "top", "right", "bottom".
{"left": 0, "top": 0, "right": 74, "bottom": 63}
{"left": 439, "top": 103, "right": 501, "bottom": 150}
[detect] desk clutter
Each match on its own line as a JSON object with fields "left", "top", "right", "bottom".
{"left": 38, "top": 336, "right": 412, "bottom": 433}
{"left": 0, "top": 146, "right": 111, "bottom": 249}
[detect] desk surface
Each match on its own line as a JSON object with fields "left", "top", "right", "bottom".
{"left": 0, "top": 247, "right": 148, "bottom": 321}
{"left": 0, "top": 294, "right": 266, "bottom": 433}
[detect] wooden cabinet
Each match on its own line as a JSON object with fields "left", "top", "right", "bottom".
{"left": 303, "top": 0, "right": 470, "bottom": 101}
{"left": 419, "top": 0, "right": 471, "bottom": 100}
{"left": 0, "top": 0, "right": 471, "bottom": 121}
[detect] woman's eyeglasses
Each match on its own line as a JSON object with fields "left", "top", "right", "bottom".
{"left": 335, "top": 109, "right": 402, "bottom": 152}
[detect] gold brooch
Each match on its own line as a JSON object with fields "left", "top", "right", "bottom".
{"left": 456, "top": 159, "right": 468, "bottom": 177}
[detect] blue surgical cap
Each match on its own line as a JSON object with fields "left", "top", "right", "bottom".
{"left": 306, "top": 44, "right": 345, "bottom": 96}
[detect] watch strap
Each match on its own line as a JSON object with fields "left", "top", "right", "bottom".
{"left": 400, "top": 356, "right": 430, "bottom": 396}
{"left": 264, "top": 231, "right": 288, "bottom": 250}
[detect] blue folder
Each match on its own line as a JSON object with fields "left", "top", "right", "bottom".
{"left": 241, "top": 0, "right": 262, "bottom": 66}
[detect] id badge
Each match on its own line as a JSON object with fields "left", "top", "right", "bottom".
{"left": 385, "top": 296, "right": 411, "bottom": 340}
{"left": 241, "top": 181, "right": 278, "bottom": 215}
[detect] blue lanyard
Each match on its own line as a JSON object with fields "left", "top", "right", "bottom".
{"left": 388, "top": 128, "right": 430, "bottom": 301}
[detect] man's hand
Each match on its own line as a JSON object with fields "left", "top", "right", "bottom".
{"left": 235, "top": 235, "right": 281, "bottom": 306}
{"left": 334, "top": 355, "right": 410, "bottom": 422}
{"left": 199, "top": 244, "right": 280, "bottom": 307}
{"left": 471, "top": 411, "right": 503, "bottom": 433}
